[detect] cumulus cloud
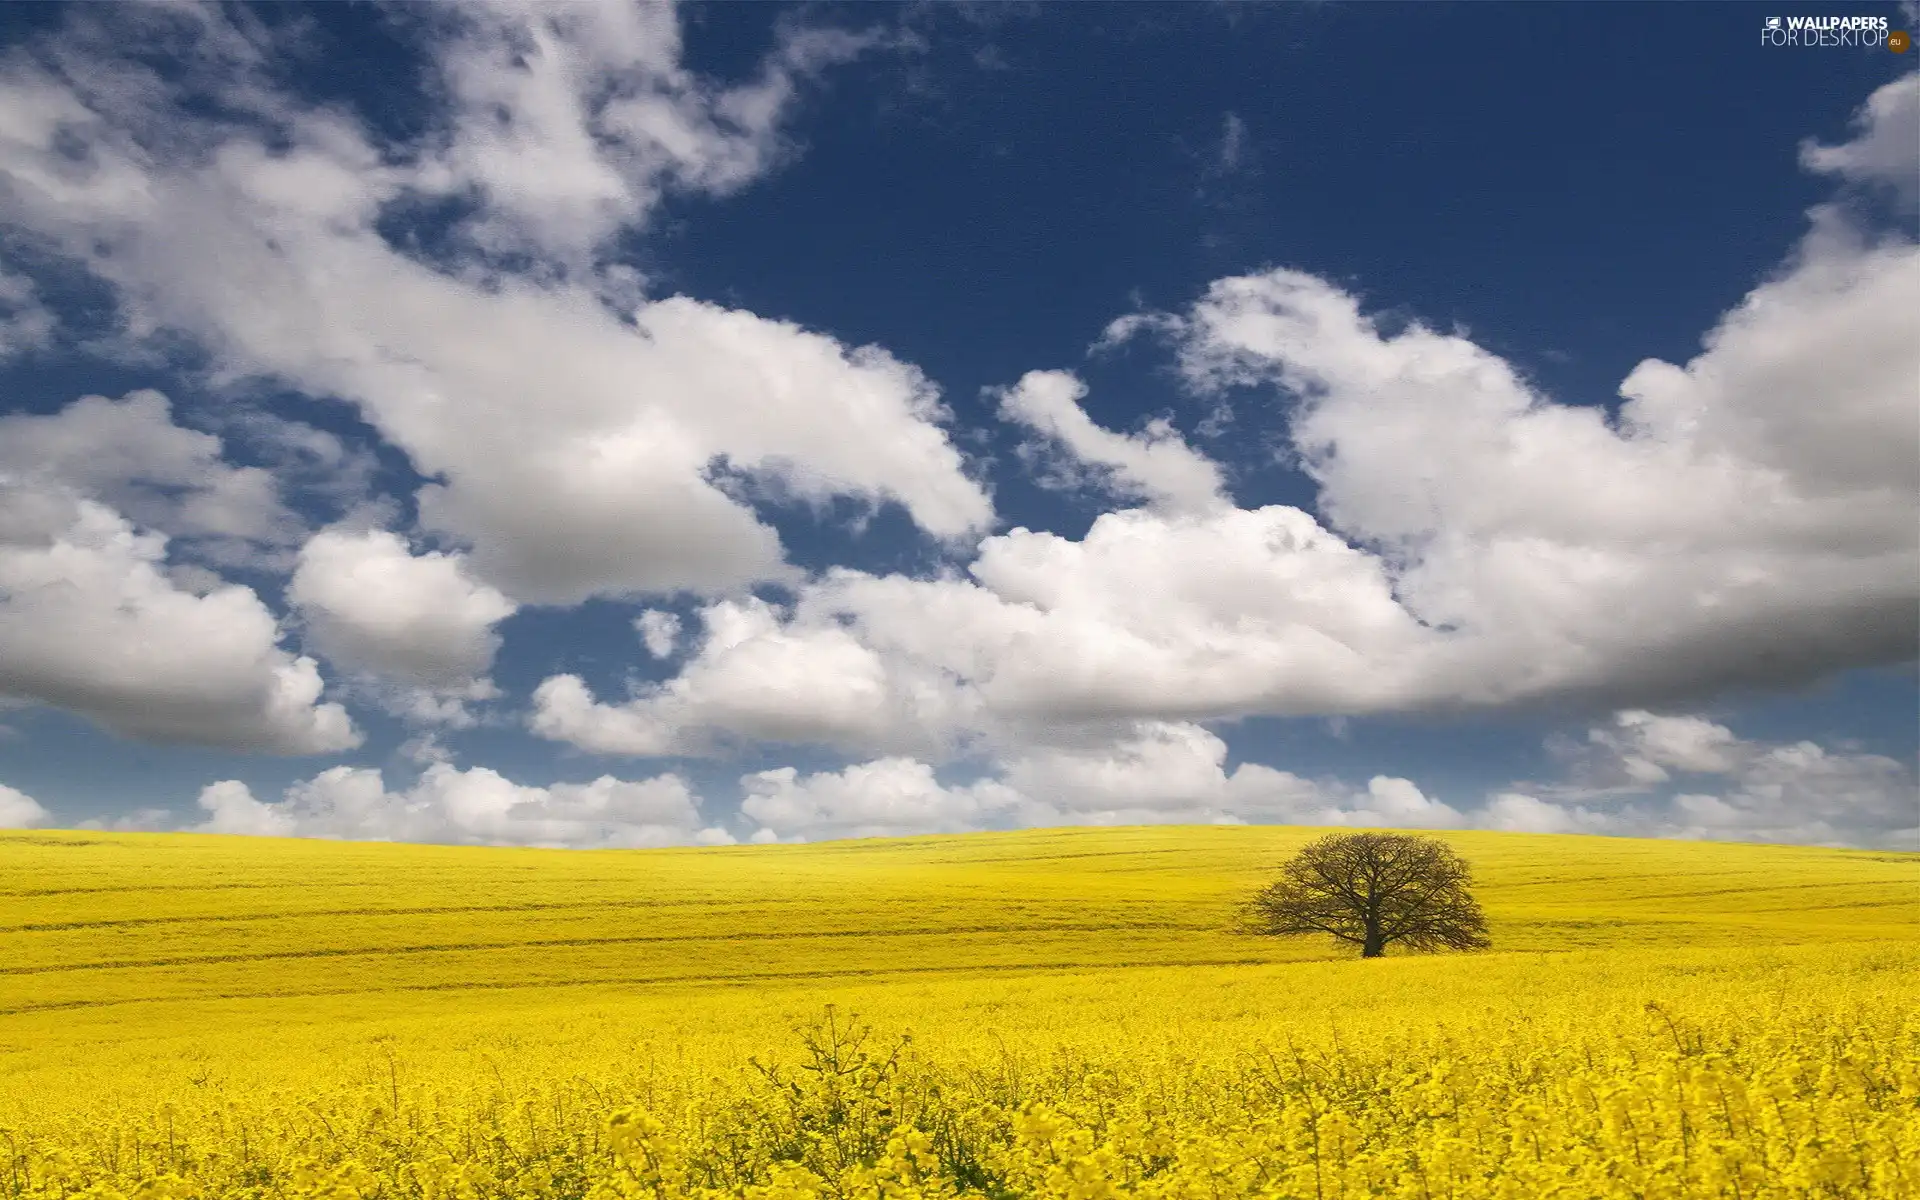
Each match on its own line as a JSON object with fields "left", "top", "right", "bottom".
{"left": 0, "top": 266, "right": 55, "bottom": 358}
{"left": 1141, "top": 176, "right": 1913, "bottom": 714}
{"left": 635, "top": 609, "right": 682, "bottom": 659}
{"left": 1582, "top": 710, "right": 1743, "bottom": 784}
{"left": 420, "top": 0, "right": 885, "bottom": 267}
{"left": 0, "top": 781, "right": 48, "bottom": 828}
{"left": 533, "top": 593, "right": 979, "bottom": 758}
{"left": 0, "top": 481, "right": 358, "bottom": 752}
{"left": 361, "top": 678, "right": 504, "bottom": 733}
{"left": 1801, "top": 73, "right": 1918, "bottom": 204}
{"left": 1489, "top": 710, "right": 1918, "bottom": 848}
{"left": 1160, "top": 236, "right": 1915, "bottom": 709}
{"left": 998, "top": 721, "right": 1462, "bottom": 829}
{"left": 1477, "top": 791, "right": 1614, "bottom": 837}
{"left": 727, "top": 722, "right": 1463, "bottom": 843}
{"left": 741, "top": 757, "right": 1025, "bottom": 841}
{"left": 996, "top": 369, "right": 1226, "bottom": 514}
{"left": 0, "top": 1, "right": 988, "bottom": 610}
{"left": 533, "top": 503, "right": 1425, "bottom": 759}
{"left": 398, "top": 731, "right": 454, "bottom": 767}
{"left": 726, "top": 710, "right": 1905, "bottom": 847}
{"left": 0, "top": 390, "right": 301, "bottom": 558}
{"left": 196, "top": 761, "right": 730, "bottom": 848}
{"left": 73, "top": 806, "right": 174, "bottom": 833}
{"left": 958, "top": 506, "right": 1426, "bottom": 720}
{"left": 288, "top": 527, "right": 517, "bottom": 688}
{"left": 1126, "top": 78, "right": 1917, "bottom": 721}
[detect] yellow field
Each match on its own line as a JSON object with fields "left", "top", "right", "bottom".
{"left": 1, "top": 825, "right": 1915, "bottom": 1199}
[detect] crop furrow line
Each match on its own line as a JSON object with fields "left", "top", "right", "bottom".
{"left": 0, "top": 956, "right": 1276, "bottom": 1016}
{"left": 0, "top": 922, "right": 1217, "bottom": 975}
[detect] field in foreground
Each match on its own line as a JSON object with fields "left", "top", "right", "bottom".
{"left": 1, "top": 825, "right": 1915, "bottom": 1199}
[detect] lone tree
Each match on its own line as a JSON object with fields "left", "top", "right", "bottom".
{"left": 1242, "top": 832, "right": 1491, "bottom": 958}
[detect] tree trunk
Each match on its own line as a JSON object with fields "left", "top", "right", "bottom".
{"left": 1362, "top": 927, "right": 1385, "bottom": 958}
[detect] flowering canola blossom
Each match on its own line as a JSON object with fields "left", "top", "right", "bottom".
{"left": 0, "top": 827, "right": 1914, "bottom": 1198}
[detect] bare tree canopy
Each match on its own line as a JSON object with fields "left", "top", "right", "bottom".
{"left": 1242, "top": 832, "right": 1492, "bottom": 958}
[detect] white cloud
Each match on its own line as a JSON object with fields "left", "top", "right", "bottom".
{"left": 1120, "top": 81, "right": 1918, "bottom": 726}
{"left": 288, "top": 527, "right": 517, "bottom": 688}
{"left": 397, "top": 294, "right": 991, "bottom": 605}
{"left": 532, "top": 503, "right": 1427, "bottom": 759}
{"left": 0, "top": 482, "right": 358, "bottom": 752}
{"left": 1586, "top": 710, "right": 1744, "bottom": 783}
{"left": 1154, "top": 206, "right": 1916, "bottom": 711}
{"left": 1477, "top": 791, "right": 1614, "bottom": 836}
{"left": 741, "top": 757, "right": 1024, "bottom": 841}
{"left": 73, "top": 806, "right": 174, "bottom": 833}
{"left": 957, "top": 506, "right": 1425, "bottom": 720}
{"left": 196, "top": 761, "right": 729, "bottom": 848}
{"left": 635, "top": 609, "right": 682, "bottom": 658}
{"left": 1488, "top": 710, "right": 1918, "bottom": 848}
{"left": 1211, "top": 111, "right": 1248, "bottom": 176}
{"left": 398, "top": 731, "right": 454, "bottom": 767}
{"left": 1000, "top": 721, "right": 1461, "bottom": 829}
{"left": 422, "top": 0, "right": 884, "bottom": 266}
{"left": 533, "top": 594, "right": 978, "bottom": 758}
{"left": 1700, "top": 740, "right": 1915, "bottom": 845}
{"left": 531, "top": 674, "right": 678, "bottom": 757}
{"left": 1355, "top": 775, "right": 1466, "bottom": 829}
{"left": 737, "top": 723, "right": 1463, "bottom": 843}
{"left": 0, "top": 2, "right": 989, "bottom": 610}
{"left": 363, "top": 678, "right": 502, "bottom": 732}
{"left": 718, "top": 709, "right": 1908, "bottom": 848}
{"left": 1801, "top": 73, "right": 1918, "bottom": 204}
{"left": 0, "top": 781, "right": 48, "bottom": 828}
{"left": 196, "top": 778, "right": 296, "bottom": 838}
{"left": 997, "top": 721, "right": 1281, "bottom": 824}
{"left": 996, "top": 369, "right": 1226, "bottom": 514}
{"left": 0, "top": 390, "right": 300, "bottom": 555}
{"left": 0, "top": 266, "right": 55, "bottom": 358}
{"left": 213, "top": 408, "right": 384, "bottom": 521}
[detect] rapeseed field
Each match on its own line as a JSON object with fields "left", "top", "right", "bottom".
{"left": 1, "top": 826, "right": 1914, "bottom": 1198}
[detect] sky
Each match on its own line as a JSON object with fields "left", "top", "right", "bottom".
{"left": 0, "top": 0, "right": 1914, "bottom": 850}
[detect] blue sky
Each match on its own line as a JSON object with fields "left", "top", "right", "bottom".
{"left": 0, "top": 0, "right": 1914, "bottom": 848}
